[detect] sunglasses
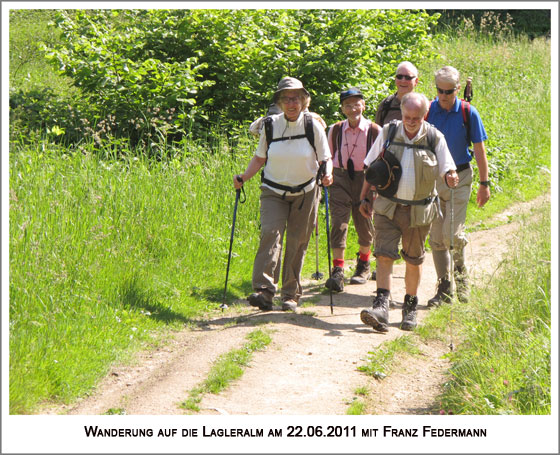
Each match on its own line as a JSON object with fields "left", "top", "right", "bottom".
{"left": 437, "top": 86, "right": 457, "bottom": 95}
{"left": 396, "top": 74, "right": 415, "bottom": 80}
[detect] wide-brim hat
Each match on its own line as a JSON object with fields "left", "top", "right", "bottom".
{"left": 273, "top": 77, "right": 309, "bottom": 102}
{"left": 340, "top": 87, "right": 364, "bottom": 104}
{"left": 365, "top": 154, "right": 402, "bottom": 198}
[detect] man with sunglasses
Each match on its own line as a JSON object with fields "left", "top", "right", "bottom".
{"left": 324, "top": 88, "right": 381, "bottom": 292}
{"left": 426, "top": 66, "right": 490, "bottom": 306}
{"left": 375, "top": 61, "right": 419, "bottom": 126}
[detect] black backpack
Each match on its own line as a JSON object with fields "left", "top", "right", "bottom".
{"left": 263, "top": 112, "right": 316, "bottom": 161}
{"left": 377, "top": 94, "right": 400, "bottom": 125}
{"left": 365, "top": 120, "right": 437, "bottom": 198}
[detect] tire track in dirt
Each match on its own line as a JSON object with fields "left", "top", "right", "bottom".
{"left": 47, "top": 194, "right": 549, "bottom": 415}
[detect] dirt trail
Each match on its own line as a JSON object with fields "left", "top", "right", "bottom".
{"left": 47, "top": 194, "right": 548, "bottom": 416}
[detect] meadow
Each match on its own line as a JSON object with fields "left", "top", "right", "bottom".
{"left": 8, "top": 13, "right": 551, "bottom": 413}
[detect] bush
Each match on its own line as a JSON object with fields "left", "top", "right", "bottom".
{"left": 37, "top": 9, "right": 440, "bottom": 149}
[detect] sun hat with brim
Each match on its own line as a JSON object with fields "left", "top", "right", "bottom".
{"left": 273, "top": 77, "right": 309, "bottom": 102}
{"left": 340, "top": 87, "right": 364, "bottom": 104}
{"left": 365, "top": 152, "right": 402, "bottom": 198}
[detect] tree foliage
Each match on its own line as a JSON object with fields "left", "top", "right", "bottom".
{"left": 38, "top": 9, "right": 439, "bottom": 149}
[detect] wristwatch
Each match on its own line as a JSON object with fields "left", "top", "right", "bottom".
{"left": 360, "top": 198, "right": 370, "bottom": 204}
{"left": 479, "top": 181, "right": 490, "bottom": 187}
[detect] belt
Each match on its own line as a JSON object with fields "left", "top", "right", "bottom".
{"left": 389, "top": 195, "right": 438, "bottom": 206}
{"left": 456, "top": 162, "right": 471, "bottom": 172}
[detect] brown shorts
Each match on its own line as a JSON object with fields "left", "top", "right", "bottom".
{"left": 374, "top": 205, "right": 431, "bottom": 265}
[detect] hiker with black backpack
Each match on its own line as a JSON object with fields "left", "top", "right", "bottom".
{"left": 233, "top": 77, "right": 333, "bottom": 312}
{"left": 374, "top": 61, "right": 419, "bottom": 126}
{"left": 358, "top": 92, "right": 458, "bottom": 332}
{"left": 426, "top": 66, "right": 490, "bottom": 306}
{"left": 324, "top": 88, "right": 381, "bottom": 293}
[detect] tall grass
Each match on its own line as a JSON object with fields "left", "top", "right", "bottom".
{"left": 9, "top": 140, "right": 262, "bottom": 413}
{"left": 416, "top": 34, "right": 551, "bottom": 227}
{"left": 434, "top": 203, "right": 551, "bottom": 414}
{"left": 8, "top": 24, "right": 551, "bottom": 413}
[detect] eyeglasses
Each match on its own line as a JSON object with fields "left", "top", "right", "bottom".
{"left": 279, "top": 96, "right": 302, "bottom": 104}
{"left": 396, "top": 74, "right": 416, "bottom": 80}
{"left": 436, "top": 86, "right": 457, "bottom": 95}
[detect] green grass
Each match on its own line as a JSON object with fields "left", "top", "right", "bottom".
{"left": 179, "top": 329, "right": 272, "bottom": 412}
{"left": 358, "top": 336, "right": 422, "bottom": 380}
{"left": 430, "top": 203, "right": 551, "bottom": 415}
{"left": 416, "top": 34, "right": 551, "bottom": 230}
{"left": 8, "top": 19, "right": 551, "bottom": 414}
{"left": 9, "top": 142, "right": 261, "bottom": 414}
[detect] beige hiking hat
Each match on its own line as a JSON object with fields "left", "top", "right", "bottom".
{"left": 273, "top": 77, "right": 309, "bottom": 102}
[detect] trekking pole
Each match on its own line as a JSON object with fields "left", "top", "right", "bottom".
{"left": 323, "top": 186, "right": 334, "bottom": 315}
{"left": 221, "top": 176, "right": 246, "bottom": 311}
{"left": 316, "top": 161, "right": 333, "bottom": 314}
{"left": 448, "top": 188, "right": 455, "bottom": 351}
{"left": 311, "top": 214, "right": 324, "bottom": 280}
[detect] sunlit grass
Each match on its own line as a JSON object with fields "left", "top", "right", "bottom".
{"left": 179, "top": 329, "right": 272, "bottom": 412}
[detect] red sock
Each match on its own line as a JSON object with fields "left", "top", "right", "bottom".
{"left": 333, "top": 259, "right": 344, "bottom": 268}
{"left": 359, "top": 251, "right": 371, "bottom": 262}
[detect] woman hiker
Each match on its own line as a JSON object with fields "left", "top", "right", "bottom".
{"left": 233, "top": 77, "right": 333, "bottom": 311}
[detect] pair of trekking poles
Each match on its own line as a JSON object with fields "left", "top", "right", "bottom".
{"left": 222, "top": 166, "right": 334, "bottom": 314}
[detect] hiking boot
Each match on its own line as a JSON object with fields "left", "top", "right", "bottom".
{"left": 400, "top": 294, "right": 418, "bottom": 331}
{"left": 325, "top": 266, "right": 344, "bottom": 292}
{"left": 360, "top": 291, "right": 390, "bottom": 333}
{"left": 427, "top": 278, "right": 452, "bottom": 307}
{"left": 247, "top": 291, "right": 273, "bottom": 311}
{"left": 350, "top": 254, "right": 370, "bottom": 285}
{"left": 454, "top": 265, "right": 470, "bottom": 303}
{"left": 281, "top": 299, "right": 297, "bottom": 312}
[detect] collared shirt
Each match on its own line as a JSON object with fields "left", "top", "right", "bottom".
{"left": 364, "top": 121, "right": 456, "bottom": 199}
{"left": 327, "top": 117, "right": 371, "bottom": 171}
{"left": 426, "top": 97, "right": 488, "bottom": 166}
{"left": 256, "top": 112, "right": 332, "bottom": 195}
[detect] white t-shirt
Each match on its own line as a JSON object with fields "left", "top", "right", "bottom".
{"left": 256, "top": 112, "right": 332, "bottom": 195}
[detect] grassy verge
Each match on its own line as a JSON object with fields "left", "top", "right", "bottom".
{"left": 431, "top": 203, "right": 551, "bottom": 415}
{"left": 179, "top": 329, "right": 272, "bottom": 413}
{"left": 8, "top": 141, "right": 260, "bottom": 414}
{"left": 351, "top": 201, "right": 550, "bottom": 415}
{"left": 417, "top": 202, "right": 551, "bottom": 415}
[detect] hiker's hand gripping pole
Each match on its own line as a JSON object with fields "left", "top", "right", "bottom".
{"left": 317, "top": 161, "right": 334, "bottom": 314}
{"left": 222, "top": 176, "right": 246, "bottom": 311}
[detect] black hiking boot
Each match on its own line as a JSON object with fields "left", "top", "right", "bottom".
{"left": 454, "top": 265, "right": 470, "bottom": 303}
{"left": 350, "top": 253, "right": 370, "bottom": 285}
{"left": 325, "top": 266, "right": 344, "bottom": 292}
{"left": 427, "top": 277, "right": 452, "bottom": 307}
{"left": 360, "top": 290, "right": 390, "bottom": 333}
{"left": 247, "top": 291, "right": 273, "bottom": 311}
{"left": 400, "top": 294, "right": 418, "bottom": 331}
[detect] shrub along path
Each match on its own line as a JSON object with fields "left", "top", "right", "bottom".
{"left": 45, "top": 194, "right": 549, "bottom": 415}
